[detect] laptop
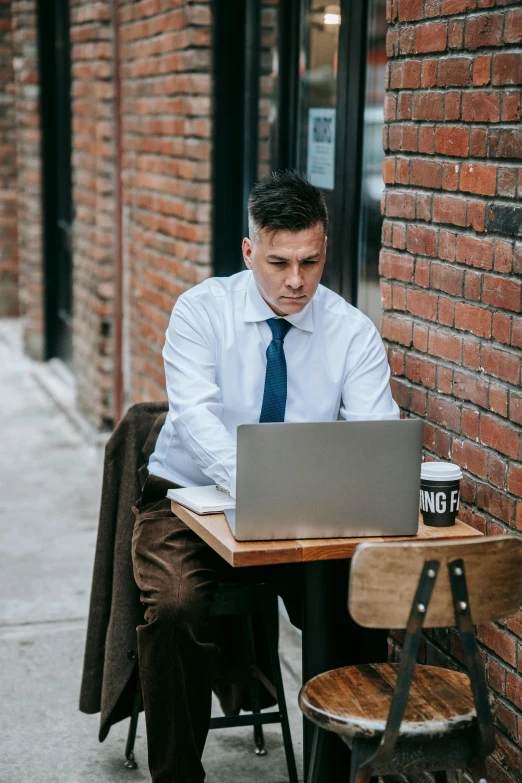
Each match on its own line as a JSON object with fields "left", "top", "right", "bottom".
{"left": 225, "top": 419, "right": 424, "bottom": 541}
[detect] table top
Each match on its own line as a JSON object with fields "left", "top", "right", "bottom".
{"left": 171, "top": 502, "right": 483, "bottom": 568}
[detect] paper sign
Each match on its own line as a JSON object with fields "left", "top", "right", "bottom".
{"left": 306, "top": 108, "right": 336, "bottom": 190}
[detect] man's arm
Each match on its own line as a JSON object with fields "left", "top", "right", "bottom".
{"left": 340, "top": 320, "right": 400, "bottom": 421}
{"left": 163, "top": 295, "right": 238, "bottom": 498}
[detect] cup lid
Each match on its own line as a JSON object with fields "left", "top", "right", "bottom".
{"left": 421, "top": 461, "right": 462, "bottom": 480}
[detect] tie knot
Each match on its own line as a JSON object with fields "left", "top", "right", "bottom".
{"left": 267, "top": 318, "right": 292, "bottom": 341}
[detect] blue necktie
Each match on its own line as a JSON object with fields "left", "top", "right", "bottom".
{"left": 259, "top": 318, "right": 293, "bottom": 423}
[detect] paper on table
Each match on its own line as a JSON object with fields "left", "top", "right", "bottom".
{"left": 166, "top": 485, "right": 236, "bottom": 515}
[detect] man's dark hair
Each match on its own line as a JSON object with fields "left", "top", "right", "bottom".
{"left": 248, "top": 170, "right": 328, "bottom": 242}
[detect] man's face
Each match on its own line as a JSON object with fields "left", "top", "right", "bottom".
{"left": 242, "top": 222, "right": 327, "bottom": 316}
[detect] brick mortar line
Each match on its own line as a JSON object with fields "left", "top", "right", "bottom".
{"left": 385, "top": 119, "right": 522, "bottom": 124}
{"left": 127, "top": 250, "right": 208, "bottom": 269}
{"left": 129, "top": 223, "right": 213, "bottom": 247}
{"left": 121, "top": 192, "right": 212, "bottom": 210}
{"left": 382, "top": 265, "right": 520, "bottom": 284}
{"left": 393, "top": 364, "right": 522, "bottom": 407}
{"left": 423, "top": 630, "right": 522, "bottom": 690}
{"left": 132, "top": 268, "right": 201, "bottom": 289}
{"left": 384, "top": 327, "right": 520, "bottom": 352}
{"left": 385, "top": 320, "right": 520, "bottom": 353}
{"left": 383, "top": 191, "right": 521, "bottom": 208}
{"left": 392, "top": 346, "right": 521, "bottom": 376}
{"left": 384, "top": 241, "right": 517, "bottom": 253}
{"left": 387, "top": 45, "right": 522, "bottom": 59}
{"left": 385, "top": 154, "right": 522, "bottom": 166}
{"left": 385, "top": 163, "right": 520, "bottom": 172}
{"left": 410, "top": 625, "right": 522, "bottom": 678}
{"left": 381, "top": 236, "right": 521, "bottom": 248}
{"left": 130, "top": 204, "right": 211, "bottom": 226}
{"left": 409, "top": 407, "right": 521, "bottom": 457}
{"left": 122, "top": 129, "right": 212, "bottom": 137}
{"left": 423, "top": 424, "right": 521, "bottom": 479}
{"left": 131, "top": 297, "right": 192, "bottom": 321}
{"left": 387, "top": 8, "right": 515, "bottom": 29}
{"left": 120, "top": 31, "right": 211, "bottom": 42}
{"left": 121, "top": 111, "right": 212, "bottom": 118}
{"left": 457, "top": 500, "right": 519, "bottom": 535}
{"left": 382, "top": 274, "right": 521, "bottom": 294}
{"left": 386, "top": 85, "right": 522, "bottom": 90}
{"left": 388, "top": 351, "right": 522, "bottom": 391}
{"left": 119, "top": 169, "right": 212, "bottom": 181}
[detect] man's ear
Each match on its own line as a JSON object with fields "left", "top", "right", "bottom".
{"left": 242, "top": 237, "right": 253, "bottom": 269}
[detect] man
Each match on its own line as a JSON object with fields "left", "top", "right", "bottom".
{"left": 132, "top": 170, "right": 399, "bottom": 783}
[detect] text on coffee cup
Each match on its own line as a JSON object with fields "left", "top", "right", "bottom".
{"left": 420, "top": 490, "right": 459, "bottom": 514}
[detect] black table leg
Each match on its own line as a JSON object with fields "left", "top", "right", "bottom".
{"left": 302, "top": 559, "right": 388, "bottom": 783}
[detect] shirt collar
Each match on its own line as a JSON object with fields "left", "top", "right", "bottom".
{"left": 243, "top": 271, "right": 314, "bottom": 333}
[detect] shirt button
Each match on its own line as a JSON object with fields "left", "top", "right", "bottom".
{"left": 127, "top": 649, "right": 137, "bottom": 661}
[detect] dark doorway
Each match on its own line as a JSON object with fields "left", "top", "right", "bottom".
{"left": 212, "top": 0, "right": 261, "bottom": 276}
{"left": 37, "top": 0, "right": 73, "bottom": 365}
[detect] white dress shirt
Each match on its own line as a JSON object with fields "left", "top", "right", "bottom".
{"left": 148, "top": 269, "right": 399, "bottom": 498}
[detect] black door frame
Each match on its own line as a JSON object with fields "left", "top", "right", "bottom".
{"left": 37, "top": 0, "right": 73, "bottom": 364}
{"left": 212, "top": 0, "right": 261, "bottom": 276}
{"left": 335, "top": 0, "right": 369, "bottom": 307}
{"left": 211, "top": 0, "right": 370, "bottom": 300}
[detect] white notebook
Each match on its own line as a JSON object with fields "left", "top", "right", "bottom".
{"left": 166, "top": 485, "right": 236, "bottom": 515}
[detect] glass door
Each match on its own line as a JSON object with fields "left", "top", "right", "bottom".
{"left": 297, "top": 2, "right": 340, "bottom": 291}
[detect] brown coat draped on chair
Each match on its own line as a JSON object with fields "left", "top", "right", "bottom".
{"left": 79, "top": 400, "right": 276, "bottom": 741}
{"left": 79, "top": 401, "right": 169, "bottom": 740}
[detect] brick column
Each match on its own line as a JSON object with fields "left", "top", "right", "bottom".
{"left": 119, "top": 0, "right": 213, "bottom": 404}
{"left": 70, "top": 0, "right": 115, "bottom": 429}
{"left": 12, "top": 0, "right": 43, "bottom": 358}
{"left": 0, "top": 0, "right": 18, "bottom": 317}
{"left": 381, "top": 2, "right": 522, "bottom": 780}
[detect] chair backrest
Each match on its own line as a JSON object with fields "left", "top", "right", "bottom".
{"left": 349, "top": 535, "right": 522, "bottom": 629}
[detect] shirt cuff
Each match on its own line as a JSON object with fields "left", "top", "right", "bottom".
{"left": 228, "top": 469, "right": 237, "bottom": 501}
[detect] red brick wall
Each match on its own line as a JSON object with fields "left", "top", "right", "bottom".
{"left": 119, "top": 0, "right": 213, "bottom": 405}
{"left": 382, "top": 2, "right": 522, "bottom": 780}
{"left": 0, "top": 0, "right": 18, "bottom": 317}
{"left": 12, "top": 0, "right": 43, "bottom": 357}
{"left": 70, "top": 0, "right": 116, "bottom": 429}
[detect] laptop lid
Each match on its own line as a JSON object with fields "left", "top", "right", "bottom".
{"left": 234, "top": 419, "right": 424, "bottom": 541}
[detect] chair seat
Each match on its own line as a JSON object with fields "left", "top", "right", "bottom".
{"left": 299, "top": 663, "right": 479, "bottom": 739}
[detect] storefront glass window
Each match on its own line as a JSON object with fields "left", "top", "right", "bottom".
{"left": 357, "top": 0, "right": 387, "bottom": 327}
{"left": 298, "top": 1, "right": 340, "bottom": 291}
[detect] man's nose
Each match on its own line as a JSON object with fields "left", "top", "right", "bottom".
{"left": 286, "top": 267, "right": 304, "bottom": 289}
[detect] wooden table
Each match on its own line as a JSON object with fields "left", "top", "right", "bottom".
{"left": 172, "top": 502, "right": 482, "bottom": 781}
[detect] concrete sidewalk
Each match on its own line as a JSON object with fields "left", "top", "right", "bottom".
{"left": 0, "top": 319, "right": 303, "bottom": 783}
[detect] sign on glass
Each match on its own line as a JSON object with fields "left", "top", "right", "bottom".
{"left": 306, "top": 108, "right": 336, "bottom": 191}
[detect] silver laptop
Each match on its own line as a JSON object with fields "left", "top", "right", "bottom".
{"left": 225, "top": 419, "right": 424, "bottom": 541}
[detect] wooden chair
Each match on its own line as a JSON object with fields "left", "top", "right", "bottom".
{"left": 299, "top": 536, "right": 522, "bottom": 783}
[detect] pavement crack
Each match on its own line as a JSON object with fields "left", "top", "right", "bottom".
{"left": 0, "top": 616, "right": 87, "bottom": 630}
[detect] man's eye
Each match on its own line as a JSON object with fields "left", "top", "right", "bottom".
{"left": 303, "top": 260, "right": 317, "bottom": 265}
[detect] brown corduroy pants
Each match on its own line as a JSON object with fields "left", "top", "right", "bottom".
{"left": 131, "top": 473, "right": 304, "bottom": 783}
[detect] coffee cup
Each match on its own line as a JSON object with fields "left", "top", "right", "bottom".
{"left": 420, "top": 462, "right": 462, "bottom": 527}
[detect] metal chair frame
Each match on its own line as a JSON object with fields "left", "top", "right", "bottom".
{"left": 124, "top": 582, "right": 298, "bottom": 783}
{"left": 306, "top": 557, "right": 495, "bottom": 783}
